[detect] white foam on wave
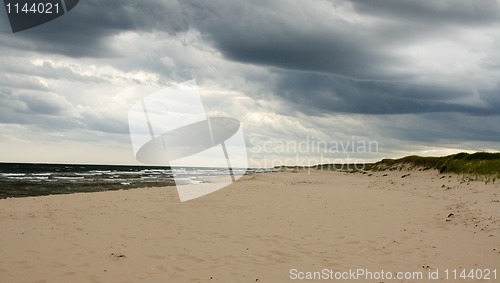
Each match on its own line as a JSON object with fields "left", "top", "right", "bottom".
{"left": 1, "top": 173, "right": 26, "bottom": 177}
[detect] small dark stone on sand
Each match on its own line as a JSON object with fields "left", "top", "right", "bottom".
{"left": 110, "top": 253, "right": 126, "bottom": 259}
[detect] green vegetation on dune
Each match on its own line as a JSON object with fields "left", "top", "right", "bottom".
{"left": 373, "top": 152, "right": 500, "bottom": 176}
{"left": 274, "top": 152, "right": 500, "bottom": 177}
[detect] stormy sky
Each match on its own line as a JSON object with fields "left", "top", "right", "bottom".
{"left": 0, "top": 0, "right": 499, "bottom": 166}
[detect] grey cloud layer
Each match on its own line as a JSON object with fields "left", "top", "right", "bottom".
{"left": 0, "top": 0, "right": 498, "bottom": 161}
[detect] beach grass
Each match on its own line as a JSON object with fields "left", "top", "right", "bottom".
{"left": 295, "top": 152, "right": 500, "bottom": 178}
{"left": 373, "top": 152, "right": 500, "bottom": 177}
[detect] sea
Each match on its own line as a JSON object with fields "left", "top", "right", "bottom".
{"left": 0, "top": 163, "right": 267, "bottom": 199}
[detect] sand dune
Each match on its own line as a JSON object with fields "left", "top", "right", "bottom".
{"left": 0, "top": 170, "right": 498, "bottom": 282}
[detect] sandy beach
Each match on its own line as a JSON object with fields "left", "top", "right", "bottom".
{"left": 0, "top": 170, "right": 498, "bottom": 282}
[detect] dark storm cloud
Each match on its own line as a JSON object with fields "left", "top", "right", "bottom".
{"left": 180, "top": 0, "right": 500, "bottom": 79}
{"left": 348, "top": 0, "right": 500, "bottom": 47}
{"left": 272, "top": 73, "right": 500, "bottom": 115}
{"left": 180, "top": 0, "right": 404, "bottom": 80}
{"left": 376, "top": 113, "right": 500, "bottom": 143}
{"left": 179, "top": 0, "right": 500, "bottom": 116}
{"left": 0, "top": 0, "right": 188, "bottom": 57}
{"left": 351, "top": 0, "right": 500, "bottom": 26}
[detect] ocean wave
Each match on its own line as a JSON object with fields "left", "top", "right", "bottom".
{"left": 1, "top": 173, "right": 26, "bottom": 177}
{"left": 53, "top": 176, "right": 85, "bottom": 180}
